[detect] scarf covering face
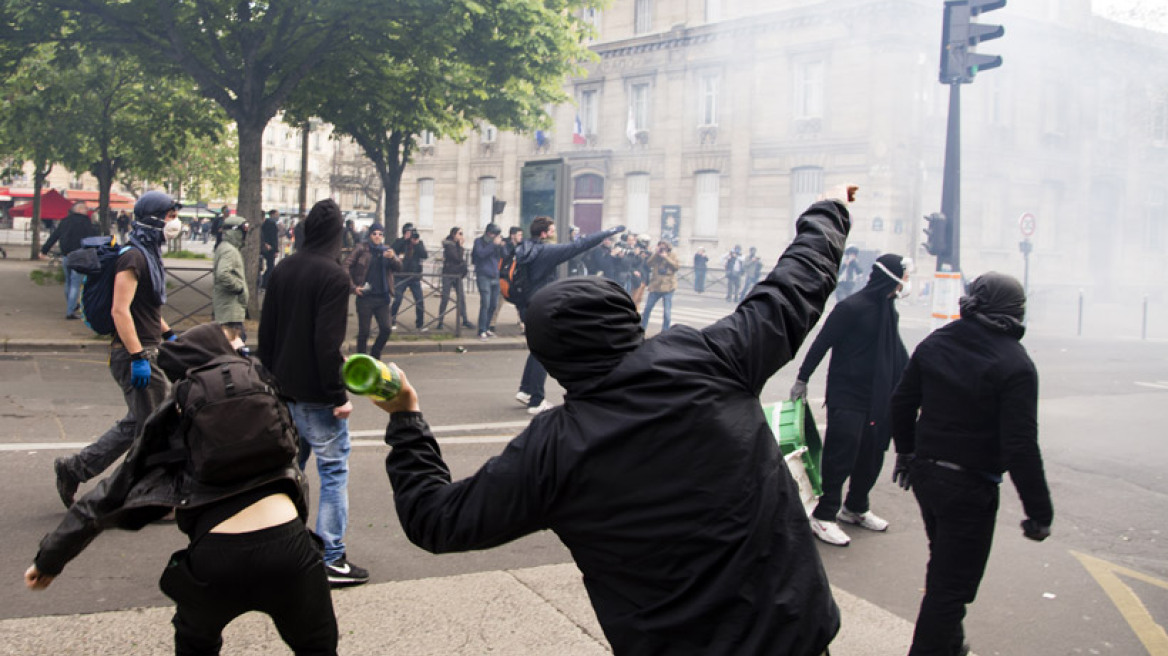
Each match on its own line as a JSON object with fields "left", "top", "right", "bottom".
{"left": 959, "top": 271, "right": 1026, "bottom": 339}
{"left": 525, "top": 278, "right": 645, "bottom": 388}
{"left": 128, "top": 218, "right": 168, "bottom": 305}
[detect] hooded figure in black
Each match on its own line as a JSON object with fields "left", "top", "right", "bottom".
{"left": 377, "top": 199, "right": 852, "bottom": 655}
{"left": 890, "top": 272, "right": 1052, "bottom": 656}
{"left": 792, "top": 252, "right": 910, "bottom": 546}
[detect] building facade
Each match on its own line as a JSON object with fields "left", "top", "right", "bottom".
{"left": 400, "top": 0, "right": 1168, "bottom": 308}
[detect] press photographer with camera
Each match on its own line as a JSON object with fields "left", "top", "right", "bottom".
{"left": 640, "top": 240, "right": 679, "bottom": 331}
{"left": 389, "top": 223, "right": 429, "bottom": 332}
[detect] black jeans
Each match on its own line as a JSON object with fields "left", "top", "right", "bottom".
{"left": 61, "top": 347, "right": 168, "bottom": 482}
{"left": 259, "top": 251, "right": 276, "bottom": 289}
{"left": 811, "top": 406, "right": 886, "bottom": 521}
{"left": 165, "top": 520, "right": 338, "bottom": 656}
{"left": 436, "top": 274, "right": 468, "bottom": 326}
{"left": 355, "top": 294, "right": 392, "bottom": 359}
{"left": 908, "top": 462, "right": 999, "bottom": 656}
{"left": 390, "top": 274, "right": 425, "bottom": 329}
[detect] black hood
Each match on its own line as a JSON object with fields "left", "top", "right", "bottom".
{"left": 959, "top": 271, "right": 1026, "bottom": 339}
{"left": 860, "top": 253, "right": 905, "bottom": 297}
{"left": 525, "top": 278, "right": 644, "bottom": 388}
{"left": 158, "top": 323, "right": 237, "bottom": 381}
{"left": 301, "top": 199, "right": 343, "bottom": 257}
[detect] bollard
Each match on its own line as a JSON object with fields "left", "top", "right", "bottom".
{"left": 1077, "top": 289, "right": 1084, "bottom": 337}
{"left": 1143, "top": 295, "right": 1148, "bottom": 341}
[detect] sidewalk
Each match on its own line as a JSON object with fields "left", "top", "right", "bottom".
{"left": 0, "top": 256, "right": 921, "bottom": 654}
{"left": 0, "top": 563, "right": 915, "bottom": 655}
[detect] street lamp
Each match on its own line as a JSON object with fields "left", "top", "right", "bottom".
{"left": 298, "top": 118, "right": 322, "bottom": 219}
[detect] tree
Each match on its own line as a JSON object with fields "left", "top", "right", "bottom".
{"left": 160, "top": 128, "right": 240, "bottom": 207}
{"left": 0, "top": 43, "right": 87, "bottom": 257}
{"left": 59, "top": 0, "right": 382, "bottom": 314}
{"left": 286, "top": 0, "right": 599, "bottom": 234}
{"left": 53, "top": 45, "right": 228, "bottom": 234}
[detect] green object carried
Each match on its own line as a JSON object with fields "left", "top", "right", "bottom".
{"left": 342, "top": 354, "right": 402, "bottom": 401}
{"left": 765, "top": 399, "right": 823, "bottom": 497}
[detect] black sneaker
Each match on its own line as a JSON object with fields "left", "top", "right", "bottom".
{"left": 326, "top": 555, "right": 369, "bottom": 587}
{"left": 54, "top": 458, "right": 79, "bottom": 508}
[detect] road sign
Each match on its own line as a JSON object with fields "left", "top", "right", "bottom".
{"left": 1019, "top": 212, "right": 1036, "bottom": 237}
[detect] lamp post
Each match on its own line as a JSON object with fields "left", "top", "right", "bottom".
{"left": 298, "top": 118, "right": 322, "bottom": 219}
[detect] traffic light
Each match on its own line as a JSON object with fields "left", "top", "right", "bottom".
{"left": 491, "top": 196, "right": 506, "bottom": 216}
{"left": 923, "top": 213, "right": 950, "bottom": 257}
{"left": 940, "top": 0, "right": 1006, "bottom": 84}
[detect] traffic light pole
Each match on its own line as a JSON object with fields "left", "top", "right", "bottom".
{"left": 939, "top": 82, "right": 961, "bottom": 272}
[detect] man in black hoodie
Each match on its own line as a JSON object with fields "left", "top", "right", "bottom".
{"left": 374, "top": 195, "right": 853, "bottom": 656}
{"left": 791, "top": 252, "right": 910, "bottom": 547}
{"left": 890, "top": 272, "right": 1052, "bottom": 656}
{"left": 258, "top": 198, "right": 369, "bottom": 587}
{"left": 39, "top": 200, "right": 98, "bottom": 319}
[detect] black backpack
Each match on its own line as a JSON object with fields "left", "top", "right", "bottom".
{"left": 65, "top": 236, "right": 131, "bottom": 336}
{"left": 159, "top": 355, "right": 300, "bottom": 485}
{"left": 498, "top": 247, "right": 529, "bottom": 306}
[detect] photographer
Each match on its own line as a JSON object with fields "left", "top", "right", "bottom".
{"left": 389, "top": 223, "right": 429, "bottom": 332}
{"left": 640, "top": 240, "right": 680, "bottom": 331}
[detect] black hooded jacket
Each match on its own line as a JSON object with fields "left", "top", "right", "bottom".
{"left": 33, "top": 324, "right": 308, "bottom": 577}
{"left": 383, "top": 200, "right": 850, "bottom": 655}
{"left": 258, "top": 202, "right": 350, "bottom": 406}
{"left": 797, "top": 255, "right": 909, "bottom": 430}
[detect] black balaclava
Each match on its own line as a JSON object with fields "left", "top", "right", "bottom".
{"left": 525, "top": 278, "right": 644, "bottom": 389}
{"left": 855, "top": 252, "right": 909, "bottom": 431}
{"left": 158, "top": 323, "right": 237, "bottom": 382}
{"left": 301, "top": 199, "right": 344, "bottom": 260}
{"left": 862, "top": 253, "right": 906, "bottom": 297}
{"left": 959, "top": 271, "right": 1026, "bottom": 339}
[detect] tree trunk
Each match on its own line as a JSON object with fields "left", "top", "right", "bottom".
{"left": 380, "top": 132, "right": 406, "bottom": 236}
{"left": 28, "top": 161, "right": 48, "bottom": 259}
{"left": 93, "top": 159, "right": 115, "bottom": 236}
{"left": 237, "top": 119, "right": 265, "bottom": 319}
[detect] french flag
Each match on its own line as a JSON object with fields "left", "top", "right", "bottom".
{"left": 573, "top": 115, "right": 586, "bottom": 145}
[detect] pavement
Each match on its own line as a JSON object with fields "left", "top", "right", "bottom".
{"left": 0, "top": 255, "right": 924, "bottom": 655}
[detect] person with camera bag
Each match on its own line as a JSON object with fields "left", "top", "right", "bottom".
{"left": 640, "top": 239, "right": 679, "bottom": 331}
{"left": 389, "top": 222, "right": 429, "bottom": 332}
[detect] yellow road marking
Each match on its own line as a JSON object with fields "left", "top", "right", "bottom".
{"left": 1072, "top": 550, "right": 1168, "bottom": 655}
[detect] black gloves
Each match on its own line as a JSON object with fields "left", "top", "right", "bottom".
{"left": 1021, "top": 519, "right": 1051, "bottom": 542}
{"left": 789, "top": 380, "right": 808, "bottom": 400}
{"left": 892, "top": 453, "right": 914, "bottom": 490}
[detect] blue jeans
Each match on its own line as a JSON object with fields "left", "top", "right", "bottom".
{"left": 63, "top": 260, "right": 82, "bottom": 317}
{"left": 475, "top": 273, "right": 499, "bottom": 334}
{"left": 288, "top": 401, "right": 351, "bottom": 564}
{"left": 640, "top": 291, "right": 673, "bottom": 330}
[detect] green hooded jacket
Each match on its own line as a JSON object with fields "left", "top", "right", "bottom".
{"left": 212, "top": 225, "right": 249, "bottom": 323}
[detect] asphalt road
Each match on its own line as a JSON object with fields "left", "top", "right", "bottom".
{"left": 0, "top": 294, "right": 1165, "bottom": 655}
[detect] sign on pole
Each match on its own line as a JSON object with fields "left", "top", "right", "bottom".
{"left": 1019, "top": 212, "right": 1036, "bottom": 237}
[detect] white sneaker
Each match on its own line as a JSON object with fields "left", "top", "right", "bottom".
{"left": 527, "top": 400, "right": 554, "bottom": 415}
{"left": 515, "top": 391, "right": 532, "bottom": 406}
{"left": 837, "top": 508, "right": 889, "bottom": 532}
{"left": 810, "top": 518, "right": 851, "bottom": 546}
{"left": 479, "top": 332, "right": 490, "bottom": 341}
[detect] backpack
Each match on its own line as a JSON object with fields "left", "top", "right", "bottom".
{"left": 167, "top": 355, "right": 299, "bottom": 485}
{"left": 66, "top": 236, "right": 131, "bottom": 336}
{"left": 498, "top": 247, "right": 529, "bottom": 306}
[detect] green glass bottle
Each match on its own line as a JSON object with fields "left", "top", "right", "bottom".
{"left": 342, "top": 354, "right": 402, "bottom": 401}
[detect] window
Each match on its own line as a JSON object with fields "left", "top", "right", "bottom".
{"left": 481, "top": 123, "right": 497, "bottom": 144}
{"left": 872, "top": 217, "right": 884, "bottom": 232}
{"left": 794, "top": 61, "right": 824, "bottom": 120}
{"left": 695, "top": 171, "right": 720, "bottom": 237}
{"left": 69, "top": 175, "right": 83, "bottom": 190}
{"left": 706, "top": 0, "right": 722, "bottom": 22}
{"left": 581, "top": 7, "right": 600, "bottom": 32}
{"left": 478, "top": 177, "right": 496, "bottom": 229}
{"left": 1098, "top": 79, "right": 1124, "bottom": 139}
{"left": 1151, "top": 94, "right": 1168, "bottom": 145}
{"left": 418, "top": 178, "right": 435, "bottom": 228}
{"left": 635, "top": 0, "right": 652, "bottom": 34}
{"left": 789, "top": 167, "right": 823, "bottom": 235}
{"left": 419, "top": 131, "right": 436, "bottom": 147}
{"left": 1147, "top": 187, "right": 1166, "bottom": 253}
{"left": 580, "top": 89, "right": 599, "bottom": 136}
{"left": 630, "top": 83, "right": 650, "bottom": 133}
{"left": 699, "top": 73, "right": 719, "bottom": 126}
{"left": 627, "top": 173, "right": 650, "bottom": 233}
{"left": 894, "top": 219, "right": 904, "bottom": 234}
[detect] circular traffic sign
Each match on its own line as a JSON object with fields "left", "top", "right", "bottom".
{"left": 1019, "top": 212, "right": 1036, "bottom": 237}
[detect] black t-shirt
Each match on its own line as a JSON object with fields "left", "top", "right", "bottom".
{"left": 113, "top": 248, "right": 163, "bottom": 348}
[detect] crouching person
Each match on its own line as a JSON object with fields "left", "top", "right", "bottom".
{"left": 24, "top": 322, "right": 338, "bottom": 656}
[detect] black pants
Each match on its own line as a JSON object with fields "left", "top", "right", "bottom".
{"left": 436, "top": 275, "right": 468, "bottom": 326}
{"left": 259, "top": 251, "right": 276, "bottom": 289}
{"left": 390, "top": 274, "right": 425, "bottom": 328}
{"left": 165, "top": 520, "right": 338, "bottom": 656}
{"left": 811, "top": 406, "right": 886, "bottom": 521}
{"left": 355, "top": 294, "right": 392, "bottom": 359}
{"left": 908, "top": 462, "right": 999, "bottom": 656}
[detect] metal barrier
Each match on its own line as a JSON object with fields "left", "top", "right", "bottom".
{"left": 163, "top": 265, "right": 214, "bottom": 327}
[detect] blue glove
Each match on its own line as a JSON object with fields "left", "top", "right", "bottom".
{"left": 163, "top": 330, "right": 177, "bottom": 342}
{"left": 130, "top": 358, "right": 152, "bottom": 388}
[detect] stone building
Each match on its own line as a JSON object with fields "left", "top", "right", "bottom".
{"left": 399, "top": 0, "right": 1168, "bottom": 313}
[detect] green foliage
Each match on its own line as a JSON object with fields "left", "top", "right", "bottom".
{"left": 162, "top": 250, "right": 207, "bottom": 259}
{"left": 29, "top": 267, "right": 64, "bottom": 285}
{"left": 162, "top": 128, "right": 239, "bottom": 203}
